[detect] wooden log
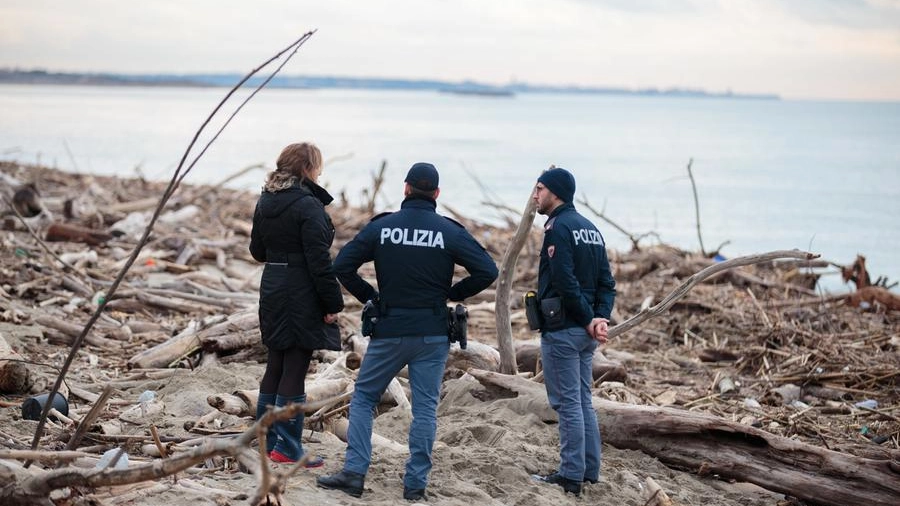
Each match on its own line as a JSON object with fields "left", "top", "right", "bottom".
{"left": 44, "top": 221, "right": 113, "bottom": 245}
{"left": 644, "top": 476, "right": 675, "bottom": 506}
{"left": 446, "top": 340, "right": 501, "bottom": 372}
{"left": 515, "top": 340, "right": 627, "bottom": 383}
{"left": 315, "top": 353, "right": 358, "bottom": 381}
{"left": 33, "top": 315, "right": 118, "bottom": 348}
{"left": 591, "top": 351, "right": 627, "bottom": 384}
{"left": 107, "top": 197, "right": 160, "bottom": 214}
{"left": 207, "top": 393, "right": 251, "bottom": 416}
{"left": 196, "top": 308, "right": 258, "bottom": 339}
{"left": 847, "top": 286, "right": 900, "bottom": 312}
{"left": 597, "top": 398, "right": 900, "bottom": 506}
{"left": 136, "top": 291, "right": 216, "bottom": 314}
{"left": 328, "top": 417, "right": 406, "bottom": 453}
{"left": 348, "top": 333, "right": 369, "bottom": 358}
{"left": 515, "top": 341, "right": 542, "bottom": 375}
{"left": 144, "top": 287, "right": 237, "bottom": 310}
{"left": 306, "top": 378, "right": 352, "bottom": 409}
{"left": 494, "top": 180, "right": 538, "bottom": 375}
{"left": 199, "top": 329, "right": 257, "bottom": 353}
{"left": 385, "top": 377, "right": 410, "bottom": 412}
{"left": 233, "top": 389, "right": 259, "bottom": 410}
{"left": 467, "top": 369, "right": 900, "bottom": 506}
{"left": 0, "top": 332, "right": 33, "bottom": 393}
{"left": 127, "top": 319, "right": 204, "bottom": 369}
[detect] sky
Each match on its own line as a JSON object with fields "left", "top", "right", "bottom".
{"left": 2, "top": 0, "right": 900, "bottom": 101}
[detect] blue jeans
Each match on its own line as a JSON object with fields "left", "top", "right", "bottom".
{"left": 541, "top": 327, "right": 602, "bottom": 482}
{"left": 344, "top": 334, "right": 450, "bottom": 489}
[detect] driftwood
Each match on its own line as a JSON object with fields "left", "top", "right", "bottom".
{"left": 446, "top": 340, "right": 501, "bottom": 372}
{"left": 609, "top": 250, "right": 819, "bottom": 339}
{"left": 207, "top": 392, "right": 251, "bottom": 417}
{"left": 44, "top": 222, "right": 112, "bottom": 245}
{"left": 0, "top": 395, "right": 325, "bottom": 506}
{"left": 127, "top": 320, "right": 205, "bottom": 369}
{"left": 209, "top": 379, "right": 354, "bottom": 419}
{"left": 598, "top": 398, "right": 900, "bottom": 506}
{"left": 385, "top": 377, "right": 411, "bottom": 412}
{"left": 494, "top": 176, "right": 539, "bottom": 374}
{"left": 328, "top": 417, "right": 406, "bottom": 454}
{"left": 515, "top": 340, "right": 627, "bottom": 384}
{"left": 2, "top": 156, "right": 897, "bottom": 506}
{"left": 33, "top": 315, "right": 118, "bottom": 348}
{"left": 847, "top": 286, "right": 900, "bottom": 312}
{"left": 468, "top": 369, "right": 900, "bottom": 506}
{"left": 644, "top": 476, "right": 676, "bottom": 506}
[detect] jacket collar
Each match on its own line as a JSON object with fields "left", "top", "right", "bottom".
{"left": 400, "top": 195, "right": 437, "bottom": 211}
{"left": 548, "top": 201, "right": 575, "bottom": 219}
{"left": 298, "top": 179, "right": 334, "bottom": 206}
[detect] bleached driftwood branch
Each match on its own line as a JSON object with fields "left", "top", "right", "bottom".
{"left": 609, "top": 250, "right": 819, "bottom": 339}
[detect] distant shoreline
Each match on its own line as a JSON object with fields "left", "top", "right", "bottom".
{"left": 0, "top": 68, "right": 780, "bottom": 100}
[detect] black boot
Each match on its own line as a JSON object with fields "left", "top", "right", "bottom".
{"left": 255, "top": 392, "right": 277, "bottom": 453}
{"left": 532, "top": 472, "right": 582, "bottom": 496}
{"left": 403, "top": 486, "right": 427, "bottom": 501}
{"left": 317, "top": 470, "right": 365, "bottom": 498}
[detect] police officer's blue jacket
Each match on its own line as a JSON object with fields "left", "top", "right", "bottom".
{"left": 538, "top": 202, "right": 616, "bottom": 330}
{"left": 334, "top": 196, "right": 498, "bottom": 339}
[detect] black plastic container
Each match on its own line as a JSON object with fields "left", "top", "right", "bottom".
{"left": 21, "top": 392, "right": 69, "bottom": 421}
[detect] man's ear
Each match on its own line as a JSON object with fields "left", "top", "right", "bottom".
{"left": 433, "top": 188, "right": 440, "bottom": 200}
{"left": 403, "top": 182, "right": 412, "bottom": 197}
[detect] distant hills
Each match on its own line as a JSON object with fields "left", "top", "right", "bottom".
{"left": 0, "top": 68, "right": 780, "bottom": 100}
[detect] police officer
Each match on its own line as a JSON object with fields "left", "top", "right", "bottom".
{"left": 529, "top": 167, "right": 616, "bottom": 496}
{"left": 317, "top": 162, "right": 498, "bottom": 501}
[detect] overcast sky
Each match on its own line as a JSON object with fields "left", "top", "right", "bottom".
{"left": 2, "top": 0, "right": 899, "bottom": 101}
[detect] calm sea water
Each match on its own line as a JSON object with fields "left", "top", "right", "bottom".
{"left": 2, "top": 84, "right": 898, "bottom": 293}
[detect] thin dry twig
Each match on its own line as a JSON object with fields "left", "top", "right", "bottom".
{"left": 27, "top": 31, "right": 318, "bottom": 460}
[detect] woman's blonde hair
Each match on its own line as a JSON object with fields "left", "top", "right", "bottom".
{"left": 263, "top": 142, "right": 323, "bottom": 192}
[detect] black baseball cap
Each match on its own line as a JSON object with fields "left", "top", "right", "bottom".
{"left": 404, "top": 162, "right": 439, "bottom": 191}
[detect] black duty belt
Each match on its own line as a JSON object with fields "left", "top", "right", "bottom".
{"left": 381, "top": 305, "right": 446, "bottom": 317}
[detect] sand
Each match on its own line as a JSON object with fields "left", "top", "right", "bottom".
{"left": 0, "top": 356, "right": 787, "bottom": 506}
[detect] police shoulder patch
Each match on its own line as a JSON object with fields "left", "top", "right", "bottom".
{"left": 370, "top": 211, "right": 393, "bottom": 222}
{"left": 442, "top": 216, "right": 465, "bottom": 228}
{"left": 544, "top": 216, "right": 557, "bottom": 231}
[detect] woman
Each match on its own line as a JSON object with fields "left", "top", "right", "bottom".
{"left": 249, "top": 142, "right": 344, "bottom": 465}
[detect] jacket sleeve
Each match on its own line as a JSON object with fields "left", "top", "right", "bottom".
{"left": 297, "top": 198, "right": 344, "bottom": 314}
{"left": 448, "top": 228, "right": 499, "bottom": 302}
{"left": 546, "top": 223, "right": 594, "bottom": 327}
{"left": 333, "top": 225, "right": 378, "bottom": 304}
{"left": 594, "top": 247, "right": 616, "bottom": 320}
{"left": 248, "top": 200, "right": 266, "bottom": 262}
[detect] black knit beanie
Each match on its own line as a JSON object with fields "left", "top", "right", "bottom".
{"left": 537, "top": 168, "right": 576, "bottom": 203}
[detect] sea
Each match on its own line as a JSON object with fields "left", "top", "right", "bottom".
{"left": 1, "top": 84, "right": 898, "bottom": 293}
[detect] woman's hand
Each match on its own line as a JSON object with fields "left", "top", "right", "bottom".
{"left": 324, "top": 313, "right": 338, "bottom": 324}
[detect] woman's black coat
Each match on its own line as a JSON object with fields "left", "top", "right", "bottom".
{"left": 249, "top": 180, "right": 344, "bottom": 351}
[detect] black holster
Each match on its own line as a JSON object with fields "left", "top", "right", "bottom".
{"left": 447, "top": 304, "right": 468, "bottom": 349}
{"left": 361, "top": 299, "right": 380, "bottom": 337}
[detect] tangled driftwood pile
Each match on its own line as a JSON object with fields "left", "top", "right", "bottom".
{"left": 1, "top": 161, "right": 898, "bottom": 505}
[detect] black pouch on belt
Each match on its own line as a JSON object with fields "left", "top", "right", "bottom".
{"left": 524, "top": 291, "right": 542, "bottom": 330}
{"left": 540, "top": 296, "right": 565, "bottom": 331}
